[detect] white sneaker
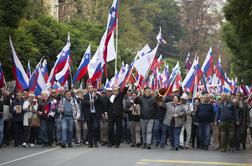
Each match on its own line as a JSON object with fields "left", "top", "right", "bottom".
{"left": 22, "top": 143, "right": 27, "bottom": 148}
{"left": 30, "top": 144, "right": 35, "bottom": 147}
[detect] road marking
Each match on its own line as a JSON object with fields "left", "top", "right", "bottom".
{"left": 136, "top": 161, "right": 148, "bottom": 165}
{"left": 139, "top": 159, "right": 252, "bottom": 166}
{"left": 0, "top": 147, "right": 60, "bottom": 166}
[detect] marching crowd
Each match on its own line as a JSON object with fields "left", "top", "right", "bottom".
{"left": 0, "top": 85, "right": 251, "bottom": 152}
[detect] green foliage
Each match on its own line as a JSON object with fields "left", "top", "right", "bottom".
{"left": 222, "top": 0, "right": 252, "bottom": 84}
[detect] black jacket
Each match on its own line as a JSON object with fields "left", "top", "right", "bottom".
{"left": 134, "top": 95, "right": 157, "bottom": 120}
{"left": 10, "top": 99, "right": 24, "bottom": 122}
{"left": 0, "top": 97, "right": 3, "bottom": 119}
{"left": 106, "top": 87, "right": 128, "bottom": 118}
{"left": 81, "top": 93, "right": 104, "bottom": 120}
{"left": 196, "top": 103, "right": 214, "bottom": 123}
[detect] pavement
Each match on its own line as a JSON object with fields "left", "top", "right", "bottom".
{"left": 0, "top": 144, "right": 252, "bottom": 166}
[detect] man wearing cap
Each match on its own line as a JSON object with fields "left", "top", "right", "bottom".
{"left": 107, "top": 85, "right": 128, "bottom": 148}
{"left": 179, "top": 93, "right": 193, "bottom": 149}
{"left": 134, "top": 86, "right": 157, "bottom": 149}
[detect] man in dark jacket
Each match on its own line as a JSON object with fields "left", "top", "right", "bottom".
{"left": 107, "top": 85, "right": 128, "bottom": 148}
{"left": 10, "top": 91, "right": 24, "bottom": 147}
{"left": 196, "top": 95, "right": 214, "bottom": 150}
{"left": 82, "top": 85, "right": 103, "bottom": 148}
{"left": 216, "top": 93, "right": 238, "bottom": 152}
{"left": 38, "top": 91, "right": 55, "bottom": 147}
{"left": 135, "top": 86, "right": 157, "bottom": 149}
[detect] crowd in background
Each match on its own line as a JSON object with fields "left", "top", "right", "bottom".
{"left": 0, "top": 85, "right": 251, "bottom": 152}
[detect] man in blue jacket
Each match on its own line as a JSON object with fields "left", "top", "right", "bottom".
{"left": 216, "top": 93, "right": 238, "bottom": 152}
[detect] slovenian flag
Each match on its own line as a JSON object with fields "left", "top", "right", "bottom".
{"left": 48, "top": 33, "right": 71, "bottom": 86}
{"left": 35, "top": 69, "right": 47, "bottom": 96}
{"left": 10, "top": 36, "right": 29, "bottom": 91}
{"left": 73, "top": 45, "right": 91, "bottom": 84}
{"left": 201, "top": 47, "right": 213, "bottom": 76}
{"left": 156, "top": 27, "right": 167, "bottom": 45}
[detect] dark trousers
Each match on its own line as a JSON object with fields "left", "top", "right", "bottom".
{"left": 198, "top": 123, "right": 211, "bottom": 148}
{"left": 3, "top": 120, "right": 12, "bottom": 145}
{"left": 13, "top": 121, "right": 23, "bottom": 145}
{"left": 122, "top": 117, "right": 130, "bottom": 143}
{"left": 108, "top": 116, "right": 122, "bottom": 146}
{"left": 39, "top": 119, "right": 54, "bottom": 145}
{"left": 191, "top": 123, "right": 199, "bottom": 148}
{"left": 219, "top": 122, "right": 234, "bottom": 151}
{"left": 240, "top": 125, "right": 248, "bottom": 149}
{"left": 23, "top": 126, "right": 39, "bottom": 144}
{"left": 87, "top": 114, "right": 100, "bottom": 146}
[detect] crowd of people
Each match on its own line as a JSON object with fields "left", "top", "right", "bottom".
{"left": 0, "top": 85, "right": 251, "bottom": 152}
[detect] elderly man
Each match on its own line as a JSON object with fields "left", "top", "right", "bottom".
{"left": 179, "top": 93, "right": 193, "bottom": 149}
{"left": 107, "top": 85, "right": 128, "bottom": 148}
{"left": 82, "top": 85, "right": 103, "bottom": 148}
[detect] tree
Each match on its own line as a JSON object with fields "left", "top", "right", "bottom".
{"left": 222, "top": 0, "right": 252, "bottom": 84}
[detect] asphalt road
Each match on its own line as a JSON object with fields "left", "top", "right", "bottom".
{"left": 0, "top": 144, "right": 252, "bottom": 166}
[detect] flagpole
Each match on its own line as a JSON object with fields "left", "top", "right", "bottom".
{"left": 115, "top": 18, "right": 119, "bottom": 75}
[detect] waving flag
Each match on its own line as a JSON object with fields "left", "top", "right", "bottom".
{"left": 156, "top": 27, "right": 167, "bottom": 45}
{"left": 165, "top": 62, "right": 180, "bottom": 95}
{"left": 223, "top": 80, "right": 232, "bottom": 93}
{"left": 172, "top": 71, "right": 182, "bottom": 92}
{"left": 35, "top": 69, "right": 47, "bottom": 96}
{"left": 150, "top": 54, "right": 162, "bottom": 71}
{"left": 185, "top": 53, "right": 191, "bottom": 72}
{"left": 10, "top": 36, "right": 29, "bottom": 91}
{"left": 105, "top": 78, "right": 111, "bottom": 89}
{"left": 117, "top": 62, "right": 129, "bottom": 86}
{"left": 55, "top": 56, "right": 70, "bottom": 86}
{"left": 182, "top": 58, "right": 197, "bottom": 92}
{"left": 201, "top": 47, "right": 213, "bottom": 76}
{"left": 29, "top": 60, "right": 42, "bottom": 92}
{"left": 162, "top": 64, "right": 170, "bottom": 87}
{"left": 73, "top": 45, "right": 91, "bottom": 84}
{"left": 134, "top": 44, "right": 158, "bottom": 77}
{"left": 214, "top": 57, "right": 225, "bottom": 85}
{"left": 0, "top": 63, "right": 5, "bottom": 89}
{"left": 137, "top": 44, "right": 151, "bottom": 57}
{"left": 88, "top": 35, "right": 105, "bottom": 82}
{"left": 103, "top": 0, "right": 119, "bottom": 75}
{"left": 27, "top": 60, "right": 31, "bottom": 79}
{"left": 40, "top": 59, "right": 49, "bottom": 83}
{"left": 48, "top": 33, "right": 71, "bottom": 86}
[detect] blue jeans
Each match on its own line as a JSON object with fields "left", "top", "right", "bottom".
{"left": 198, "top": 123, "right": 211, "bottom": 147}
{"left": 160, "top": 124, "right": 169, "bottom": 145}
{"left": 55, "top": 118, "right": 62, "bottom": 143}
{"left": 39, "top": 119, "right": 54, "bottom": 145}
{"left": 154, "top": 120, "right": 168, "bottom": 145}
{"left": 61, "top": 117, "right": 73, "bottom": 145}
{"left": 0, "top": 119, "right": 3, "bottom": 145}
{"left": 168, "top": 126, "right": 181, "bottom": 148}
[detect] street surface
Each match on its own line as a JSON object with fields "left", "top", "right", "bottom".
{"left": 0, "top": 144, "right": 252, "bottom": 166}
